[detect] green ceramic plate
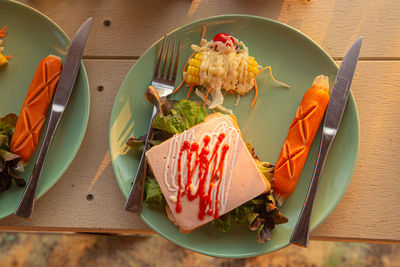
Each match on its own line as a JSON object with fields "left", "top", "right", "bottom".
{"left": 110, "top": 15, "right": 359, "bottom": 257}
{"left": 0, "top": 1, "right": 90, "bottom": 218}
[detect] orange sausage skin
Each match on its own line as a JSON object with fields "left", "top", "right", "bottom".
{"left": 273, "top": 75, "right": 330, "bottom": 205}
{"left": 10, "top": 55, "right": 62, "bottom": 163}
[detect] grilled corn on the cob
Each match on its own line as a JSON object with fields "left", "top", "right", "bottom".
{"left": 185, "top": 53, "right": 259, "bottom": 86}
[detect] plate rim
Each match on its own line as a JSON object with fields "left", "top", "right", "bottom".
{"left": 0, "top": 0, "right": 91, "bottom": 218}
{"left": 109, "top": 14, "right": 360, "bottom": 257}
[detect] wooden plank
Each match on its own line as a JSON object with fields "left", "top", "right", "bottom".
{"left": 17, "top": 0, "right": 400, "bottom": 58}
{"left": 311, "top": 60, "right": 400, "bottom": 241}
{"left": 1, "top": 59, "right": 399, "bottom": 244}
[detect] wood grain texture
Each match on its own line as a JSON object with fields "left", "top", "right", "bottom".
{"left": 17, "top": 0, "right": 400, "bottom": 58}
{"left": 311, "top": 60, "right": 400, "bottom": 242}
{"left": 1, "top": 60, "right": 399, "bottom": 244}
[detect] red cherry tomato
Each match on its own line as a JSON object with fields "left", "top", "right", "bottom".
{"left": 213, "top": 33, "right": 235, "bottom": 47}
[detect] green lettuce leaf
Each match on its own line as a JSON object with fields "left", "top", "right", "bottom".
{"left": 256, "top": 161, "right": 274, "bottom": 184}
{"left": 126, "top": 136, "right": 162, "bottom": 153}
{"left": 0, "top": 134, "right": 9, "bottom": 150}
{"left": 211, "top": 213, "right": 232, "bottom": 232}
{"left": 245, "top": 142, "right": 274, "bottom": 184}
{"left": 0, "top": 114, "right": 25, "bottom": 192}
{"left": 0, "top": 149, "right": 20, "bottom": 163}
{"left": 234, "top": 206, "right": 259, "bottom": 225}
{"left": 0, "top": 114, "right": 17, "bottom": 151}
{"left": 233, "top": 199, "right": 262, "bottom": 225}
{"left": 0, "top": 113, "right": 17, "bottom": 134}
{"left": 144, "top": 176, "right": 164, "bottom": 204}
{"left": 152, "top": 99, "right": 208, "bottom": 134}
{"left": 0, "top": 149, "right": 22, "bottom": 174}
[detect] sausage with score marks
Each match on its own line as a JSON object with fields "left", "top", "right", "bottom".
{"left": 10, "top": 55, "right": 62, "bottom": 163}
{"left": 273, "top": 75, "right": 330, "bottom": 205}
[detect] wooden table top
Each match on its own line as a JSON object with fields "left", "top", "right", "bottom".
{"left": 1, "top": 0, "right": 399, "bottom": 244}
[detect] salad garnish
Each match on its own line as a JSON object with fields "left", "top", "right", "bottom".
{"left": 0, "top": 114, "right": 25, "bottom": 192}
{"left": 0, "top": 26, "right": 10, "bottom": 67}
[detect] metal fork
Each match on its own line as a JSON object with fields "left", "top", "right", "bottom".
{"left": 124, "top": 35, "right": 181, "bottom": 213}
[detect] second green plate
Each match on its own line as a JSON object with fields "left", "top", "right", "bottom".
{"left": 0, "top": 1, "right": 90, "bottom": 219}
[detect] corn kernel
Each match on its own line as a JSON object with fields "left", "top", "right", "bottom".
{"left": 0, "top": 52, "right": 8, "bottom": 66}
{"left": 187, "top": 74, "right": 193, "bottom": 83}
{"left": 189, "top": 58, "right": 195, "bottom": 67}
{"left": 249, "top": 66, "right": 258, "bottom": 75}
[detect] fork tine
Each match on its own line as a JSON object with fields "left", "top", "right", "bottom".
{"left": 154, "top": 35, "right": 166, "bottom": 78}
{"left": 171, "top": 39, "right": 181, "bottom": 82}
{"left": 161, "top": 37, "right": 171, "bottom": 78}
{"left": 167, "top": 36, "right": 176, "bottom": 80}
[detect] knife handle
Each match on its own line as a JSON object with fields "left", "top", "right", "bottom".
{"left": 124, "top": 106, "right": 157, "bottom": 213}
{"left": 289, "top": 133, "right": 334, "bottom": 247}
{"left": 14, "top": 109, "right": 62, "bottom": 219}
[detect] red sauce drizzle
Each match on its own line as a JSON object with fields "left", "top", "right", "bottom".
{"left": 174, "top": 133, "right": 230, "bottom": 220}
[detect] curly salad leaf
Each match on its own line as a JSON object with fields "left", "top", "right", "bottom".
{"left": 211, "top": 213, "right": 232, "bottom": 232}
{"left": 144, "top": 176, "right": 164, "bottom": 205}
{"left": 0, "top": 114, "right": 17, "bottom": 157}
{"left": 0, "top": 113, "right": 17, "bottom": 133}
{"left": 152, "top": 99, "right": 208, "bottom": 135}
{"left": 0, "top": 114, "right": 25, "bottom": 192}
{"left": 141, "top": 85, "right": 208, "bottom": 135}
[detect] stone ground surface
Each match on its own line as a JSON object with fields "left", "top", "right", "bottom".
{"left": 0, "top": 233, "right": 399, "bottom": 267}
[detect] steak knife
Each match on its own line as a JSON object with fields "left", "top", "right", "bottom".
{"left": 14, "top": 17, "right": 92, "bottom": 219}
{"left": 290, "top": 37, "right": 363, "bottom": 247}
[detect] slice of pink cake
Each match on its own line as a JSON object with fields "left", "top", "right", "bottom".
{"left": 146, "top": 113, "right": 269, "bottom": 233}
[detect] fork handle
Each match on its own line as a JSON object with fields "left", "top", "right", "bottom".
{"left": 124, "top": 106, "right": 157, "bottom": 213}
{"left": 14, "top": 110, "right": 62, "bottom": 219}
{"left": 289, "top": 134, "right": 334, "bottom": 247}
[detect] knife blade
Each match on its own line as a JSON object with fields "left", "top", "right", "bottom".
{"left": 289, "top": 37, "right": 362, "bottom": 247}
{"left": 323, "top": 37, "right": 363, "bottom": 136}
{"left": 14, "top": 17, "right": 92, "bottom": 219}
